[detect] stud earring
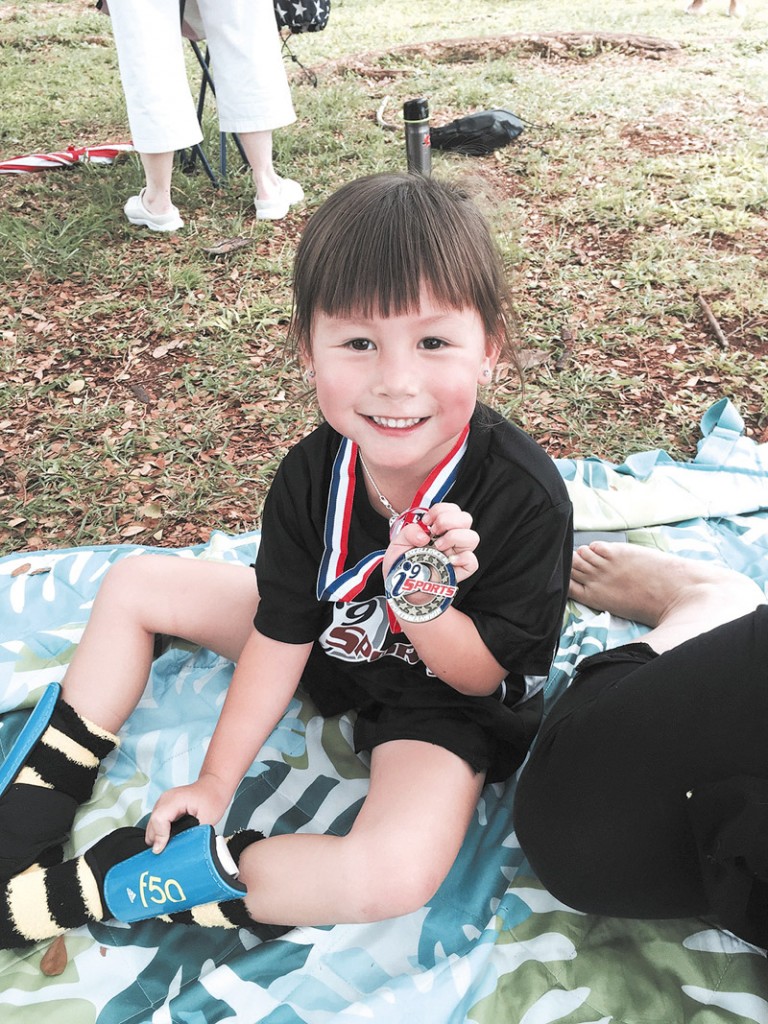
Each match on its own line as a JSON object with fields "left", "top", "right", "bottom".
{"left": 305, "top": 369, "right": 316, "bottom": 382}
{"left": 482, "top": 369, "right": 491, "bottom": 378}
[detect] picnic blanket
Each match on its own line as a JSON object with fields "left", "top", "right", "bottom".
{"left": 1, "top": 397, "right": 767, "bottom": 1024}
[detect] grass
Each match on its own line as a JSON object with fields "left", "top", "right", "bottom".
{"left": 1, "top": 0, "right": 768, "bottom": 555}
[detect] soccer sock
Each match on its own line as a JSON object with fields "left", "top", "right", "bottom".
{"left": 0, "top": 698, "right": 118, "bottom": 879}
{"left": 159, "top": 829, "right": 264, "bottom": 931}
{"left": 0, "top": 827, "right": 264, "bottom": 949}
{"left": 0, "top": 827, "right": 147, "bottom": 950}
{"left": 16, "top": 698, "right": 118, "bottom": 800}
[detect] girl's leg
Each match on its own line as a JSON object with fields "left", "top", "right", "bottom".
{"left": 63, "top": 554, "right": 259, "bottom": 732}
{"left": 0, "top": 556, "right": 258, "bottom": 877}
{"left": 0, "top": 740, "right": 483, "bottom": 947}
{"left": 237, "top": 739, "right": 485, "bottom": 925}
{"left": 0, "top": 824, "right": 264, "bottom": 949}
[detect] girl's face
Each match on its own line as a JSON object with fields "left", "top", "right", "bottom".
{"left": 305, "top": 289, "right": 498, "bottom": 487}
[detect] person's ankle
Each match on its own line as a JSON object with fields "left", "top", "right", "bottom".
{"left": 253, "top": 173, "right": 282, "bottom": 202}
{"left": 141, "top": 188, "right": 175, "bottom": 216}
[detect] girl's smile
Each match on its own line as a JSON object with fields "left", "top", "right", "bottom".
{"left": 307, "top": 292, "right": 497, "bottom": 503}
{"left": 368, "top": 416, "right": 424, "bottom": 429}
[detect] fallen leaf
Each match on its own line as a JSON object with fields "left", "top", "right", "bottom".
{"left": 517, "top": 349, "right": 551, "bottom": 370}
{"left": 11, "top": 563, "right": 32, "bottom": 577}
{"left": 120, "top": 524, "right": 146, "bottom": 538}
{"left": 127, "top": 383, "right": 152, "bottom": 405}
{"left": 202, "top": 236, "right": 254, "bottom": 257}
{"left": 40, "top": 935, "right": 68, "bottom": 976}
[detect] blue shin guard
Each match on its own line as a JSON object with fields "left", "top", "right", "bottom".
{"left": 102, "top": 824, "right": 247, "bottom": 923}
{"left": 0, "top": 683, "right": 60, "bottom": 797}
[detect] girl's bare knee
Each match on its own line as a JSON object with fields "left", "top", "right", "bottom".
{"left": 346, "top": 839, "right": 447, "bottom": 922}
{"left": 95, "top": 555, "right": 172, "bottom": 626}
{"left": 97, "top": 554, "right": 152, "bottom": 601}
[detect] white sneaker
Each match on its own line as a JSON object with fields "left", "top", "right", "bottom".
{"left": 124, "top": 189, "right": 184, "bottom": 232}
{"left": 254, "top": 178, "right": 304, "bottom": 221}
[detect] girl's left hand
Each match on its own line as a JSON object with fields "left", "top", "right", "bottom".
{"left": 384, "top": 502, "right": 480, "bottom": 584}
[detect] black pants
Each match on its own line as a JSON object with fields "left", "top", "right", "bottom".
{"left": 514, "top": 606, "right": 768, "bottom": 947}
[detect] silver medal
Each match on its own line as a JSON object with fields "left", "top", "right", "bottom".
{"left": 384, "top": 546, "right": 457, "bottom": 623}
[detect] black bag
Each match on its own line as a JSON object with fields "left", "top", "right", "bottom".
{"left": 274, "top": 0, "right": 331, "bottom": 34}
{"left": 431, "top": 109, "right": 524, "bottom": 156}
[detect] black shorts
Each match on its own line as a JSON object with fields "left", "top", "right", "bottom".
{"left": 302, "top": 644, "right": 543, "bottom": 784}
{"left": 351, "top": 688, "right": 543, "bottom": 785}
{"left": 514, "top": 606, "right": 768, "bottom": 946}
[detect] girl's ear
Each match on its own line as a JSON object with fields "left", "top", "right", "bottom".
{"left": 478, "top": 341, "right": 500, "bottom": 383}
{"left": 298, "top": 345, "right": 315, "bottom": 379}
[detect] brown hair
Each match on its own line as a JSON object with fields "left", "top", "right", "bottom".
{"left": 287, "top": 173, "right": 519, "bottom": 367}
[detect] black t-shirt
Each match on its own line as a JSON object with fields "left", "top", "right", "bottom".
{"left": 253, "top": 405, "right": 572, "bottom": 781}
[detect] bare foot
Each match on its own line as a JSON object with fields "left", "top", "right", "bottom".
{"left": 686, "top": 0, "right": 706, "bottom": 14}
{"left": 570, "top": 542, "right": 764, "bottom": 652}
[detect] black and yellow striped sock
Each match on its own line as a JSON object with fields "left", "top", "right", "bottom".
{"left": 0, "top": 699, "right": 118, "bottom": 879}
{"left": 0, "top": 827, "right": 146, "bottom": 949}
{"left": 0, "top": 828, "right": 264, "bottom": 949}
{"left": 158, "top": 830, "right": 263, "bottom": 931}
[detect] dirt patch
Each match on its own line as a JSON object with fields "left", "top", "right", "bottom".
{"left": 326, "top": 31, "right": 681, "bottom": 77}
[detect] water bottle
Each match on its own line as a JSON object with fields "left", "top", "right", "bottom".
{"left": 403, "top": 98, "right": 431, "bottom": 177}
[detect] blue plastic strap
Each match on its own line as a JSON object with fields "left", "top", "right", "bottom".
{"left": 0, "top": 683, "right": 61, "bottom": 798}
{"left": 103, "top": 824, "right": 246, "bottom": 922}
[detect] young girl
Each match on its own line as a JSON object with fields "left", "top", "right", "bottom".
{"left": 0, "top": 173, "right": 572, "bottom": 948}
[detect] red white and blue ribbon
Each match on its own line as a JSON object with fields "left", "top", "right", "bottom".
{"left": 316, "top": 424, "right": 470, "bottom": 604}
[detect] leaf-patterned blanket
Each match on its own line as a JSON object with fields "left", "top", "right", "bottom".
{"left": 1, "top": 399, "right": 767, "bottom": 1024}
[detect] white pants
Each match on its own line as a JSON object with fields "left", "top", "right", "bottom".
{"left": 107, "top": 0, "right": 296, "bottom": 153}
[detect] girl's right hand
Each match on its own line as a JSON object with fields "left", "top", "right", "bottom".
{"left": 145, "top": 773, "right": 232, "bottom": 854}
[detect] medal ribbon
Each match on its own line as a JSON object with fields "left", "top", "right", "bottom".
{"left": 316, "top": 424, "right": 470, "bottom": 603}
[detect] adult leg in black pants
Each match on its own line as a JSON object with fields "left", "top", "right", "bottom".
{"left": 514, "top": 542, "right": 768, "bottom": 946}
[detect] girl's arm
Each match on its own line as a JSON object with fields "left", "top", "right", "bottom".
{"left": 146, "top": 629, "right": 313, "bottom": 851}
{"left": 400, "top": 606, "right": 507, "bottom": 696}
{"left": 383, "top": 503, "right": 507, "bottom": 697}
